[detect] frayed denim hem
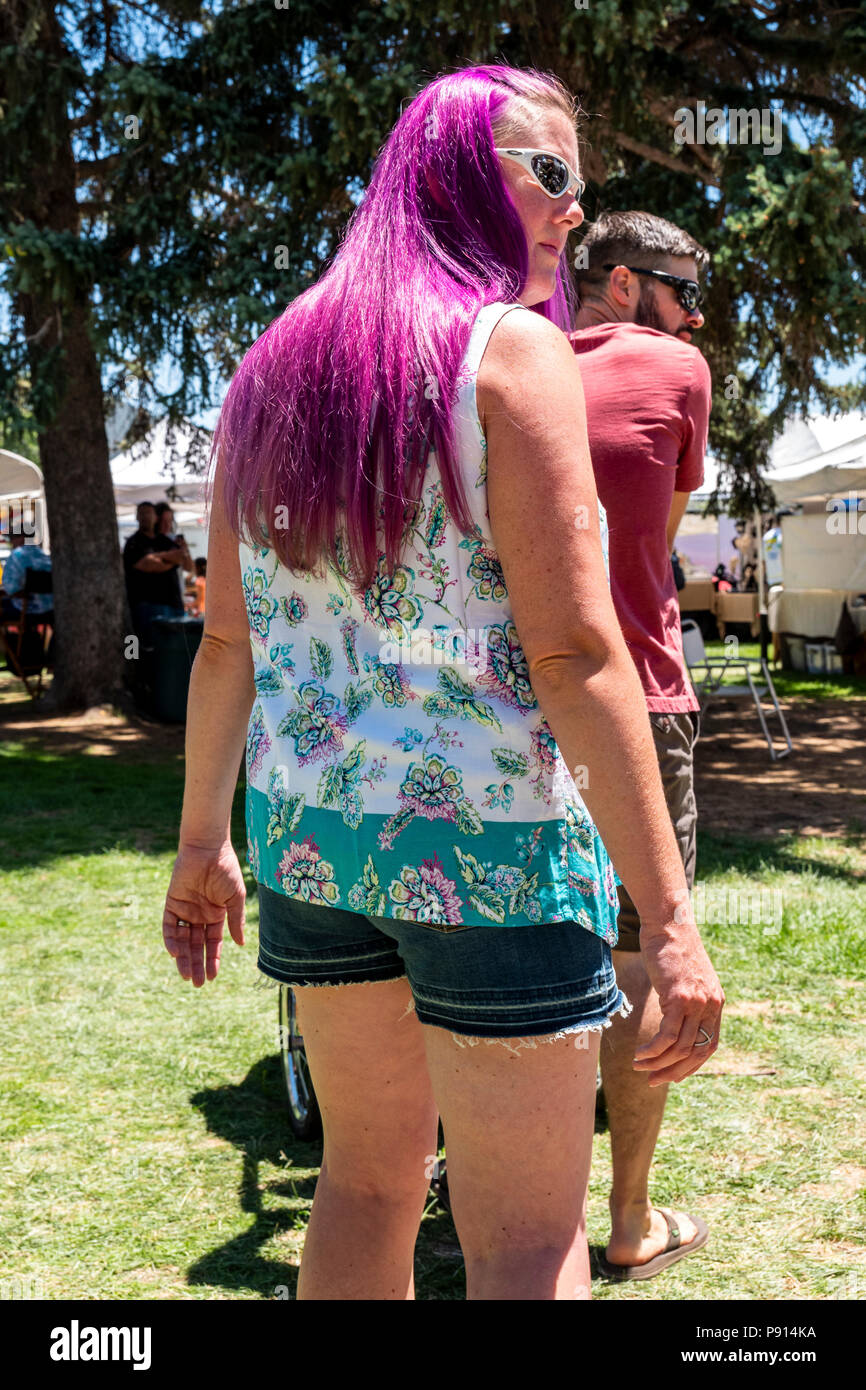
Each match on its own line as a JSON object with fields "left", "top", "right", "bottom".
{"left": 257, "top": 968, "right": 409, "bottom": 989}
{"left": 447, "top": 991, "right": 634, "bottom": 1054}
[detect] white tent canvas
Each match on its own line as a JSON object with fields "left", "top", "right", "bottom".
{"left": 0, "top": 448, "right": 47, "bottom": 550}
{"left": 694, "top": 410, "right": 866, "bottom": 506}
{"left": 110, "top": 418, "right": 210, "bottom": 507}
{"left": 0, "top": 447, "right": 42, "bottom": 500}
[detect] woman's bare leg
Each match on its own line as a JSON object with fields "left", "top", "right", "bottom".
{"left": 422, "top": 1027, "right": 601, "bottom": 1300}
{"left": 292, "top": 977, "right": 438, "bottom": 1300}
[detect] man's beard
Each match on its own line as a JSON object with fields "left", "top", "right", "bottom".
{"left": 634, "top": 282, "right": 667, "bottom": 333}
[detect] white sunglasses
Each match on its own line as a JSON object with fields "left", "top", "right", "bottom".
{"left": 494, "top": 147, "right": 585, "bottom": 202}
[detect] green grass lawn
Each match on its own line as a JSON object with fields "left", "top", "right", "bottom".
{"left": 701, "top": 639, "right": 866, "bottom": 701}
{"left": 1, "top": 702, "right": 864, "bottom": 1300}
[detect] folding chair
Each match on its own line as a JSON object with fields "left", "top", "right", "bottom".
{"left": 0, "top": 568, "right": 54, "bottom": 700}
{"left": 681, "top": 618, "right": 793, "bottom": 762}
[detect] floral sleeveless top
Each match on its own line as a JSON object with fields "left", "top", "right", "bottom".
{"left": 240, "top": 301, "right": 621, "bottom": 942}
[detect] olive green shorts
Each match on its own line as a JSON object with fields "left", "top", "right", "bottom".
{"left": 614, "top": 710, "right": 700, "bottom": 952}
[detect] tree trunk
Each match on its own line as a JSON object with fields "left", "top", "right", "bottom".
{"left": 19, "top": 293, "right": 129, "bottom": 713}
{"left": 8, "top": 1, "right": 128, "bottom": 712}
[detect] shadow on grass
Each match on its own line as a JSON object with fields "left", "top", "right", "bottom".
{"left": 696, "top": 828, "right": 866, "bottom": 885}
{"left": 185, "top": 1054, "right": 464, "bottom": 1300}
{"left": 187, "top": 1056, "right": 321, "bottom": 1299}
{"left": 0, "top": 741, "right": 247, "bottom": 868}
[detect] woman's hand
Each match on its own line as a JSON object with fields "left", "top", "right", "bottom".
{"left": 635, "top": 915, "right": 725, "bottom": 1085}
{"left": 162, "top": 842, "right": 246, "bottom": 987}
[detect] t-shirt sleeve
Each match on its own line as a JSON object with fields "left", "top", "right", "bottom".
{"left": 123, "top": 534, "right": 150, "bottom": 575}
{"left": 1, "top": 550, "right": 22, "bottom": 594}
{"left": 676, "top": 349, "right": 711, "bottom": 493}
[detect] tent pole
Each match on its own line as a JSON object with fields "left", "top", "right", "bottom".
{"left": 755, "top": 505, "right": 769, "bottom": 664}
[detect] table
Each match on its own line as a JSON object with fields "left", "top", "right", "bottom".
{"left": 768, "top": 587, "right": 866, "bottom": 639}
{"left": 714, "top": 591, "right": 760, "bottom": 638}
{"left": 678, "top": 578, "right": 716, "bottom": 613}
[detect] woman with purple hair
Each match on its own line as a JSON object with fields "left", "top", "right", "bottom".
{"left": 161, "top": 63, "right": 723, "bottom": 1300}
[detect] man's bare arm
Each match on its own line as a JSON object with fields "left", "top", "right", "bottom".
{"left": 666, "top": 490, "right": 691, "bottom": 554}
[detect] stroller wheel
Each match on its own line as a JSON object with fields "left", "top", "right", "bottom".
{"left": 430, "top": 1157, "right": 450, "bottom": 1212}
{"left": 279, "top": 986, "right": 322, "bottom": 1142}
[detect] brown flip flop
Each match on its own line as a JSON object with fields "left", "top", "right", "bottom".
{"left": 596, "top": 1208, "right": 709, "bottom": 1282}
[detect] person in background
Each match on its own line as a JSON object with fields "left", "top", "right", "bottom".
{"left": 762, "top": 512, "right": 784, "bottom": 588}
{"left": 0, "top": 524, "right": 53, "bottom": 625}
{"left": 192, "top": 557, "right": 206, "bottom": 616}
{"left": 154, "top": 503, "right": 194, "bottom": 588}
{"left": 731, "top": 519, "right": 757, "bottom": 585}
{"left": 571, "top": 209, "right": 713, "bottom": 1281}
{"left": 741, "top": 562, "right": 759, "bottom": 594}
{"left": 123, "top": 501, "right": 185, "bottom": 644}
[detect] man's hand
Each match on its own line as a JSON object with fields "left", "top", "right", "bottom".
{"left": 634, "top": 913, "right": 724, "bottom": 1085}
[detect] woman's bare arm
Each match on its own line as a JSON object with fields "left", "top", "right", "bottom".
{"left": 178, "top": 463, "right": 256, "bottom": 850}
{"left": 479, "top": 310, "right": 723, "bottom": 1080}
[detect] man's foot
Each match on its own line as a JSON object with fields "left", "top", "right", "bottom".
{"left": 598, "top": 1206, "right": 708, "bottom": 1281}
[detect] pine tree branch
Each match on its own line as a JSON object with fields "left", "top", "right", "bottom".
{"left": 611, "top": 131, "right": 720, "bottom": 187}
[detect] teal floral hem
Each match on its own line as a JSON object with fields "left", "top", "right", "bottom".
{"left": 246, "top": 783, "right": 620, "bottom": 942}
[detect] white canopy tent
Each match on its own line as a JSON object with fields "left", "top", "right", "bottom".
{"left": 676, "top": 412, "right": 866, "bottom": 649}
{"left": 110, "top": 417, "right": 210, "bottom": 508}
{"left": 677, "top": 411, "right": 866, "bottom": 578}
{"left": 0, "top": 447, "right": 47, "bottom": 551}
{"left": 111, "top": 419, "right": 211, "bottom": 562}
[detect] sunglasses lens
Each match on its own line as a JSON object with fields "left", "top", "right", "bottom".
{"left": 530, "top": 153, "right": 569, "bottom": 196}
{"left": 680, "top": 286, "right": 700, "bottom": 311}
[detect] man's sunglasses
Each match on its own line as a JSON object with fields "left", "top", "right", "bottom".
{"left": 603, "top": 263, "right": 704, "bottom": 312}
{"left": 494, "top": 147, "right": 585, "bottom": 202}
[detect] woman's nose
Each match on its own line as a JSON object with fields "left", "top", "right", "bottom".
{"left": 561, "top": 197, "right": 584, "bottom": 228}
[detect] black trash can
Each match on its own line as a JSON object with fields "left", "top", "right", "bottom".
{"left": 150, "top": 616, "right": 204, "bottom": 723}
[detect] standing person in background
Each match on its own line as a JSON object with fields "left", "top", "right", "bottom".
{"left": 154, "top": 503, "right": 194, "bottom": 595}
{"left": 161, "top": 67, "right": 723, "bottom": 1301}
{"left": 571, "top": 210, "right": 713, "bottom": 1281}
{"left": 763, "top": 513, "right": 784, "bottom": 588}
{"left": 123, "top": 501, "right": 185, "bottom": 644}
{"left": 192, "top": 557, "right": 206, "bottom": 616}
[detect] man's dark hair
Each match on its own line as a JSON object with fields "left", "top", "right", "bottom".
{"left": 574, "top": 211, "right": 710, "bottom": 293}
{"left": 136, "top": 500, "right": 155, "bottom": 511}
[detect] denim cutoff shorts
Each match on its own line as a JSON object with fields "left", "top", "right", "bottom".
{"left": 257, "top": 884, "right": 629, "bottom": 1041}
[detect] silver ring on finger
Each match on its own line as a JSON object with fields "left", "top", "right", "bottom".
{"left": 175, "top": 918, "right": 191, "bottom": 929}
{"left": 693, "top": 1026, "right": 714, "bottom": 1047}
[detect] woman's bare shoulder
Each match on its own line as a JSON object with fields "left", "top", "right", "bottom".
{"left": 477, "top": 309, "right": 576, "bottom": 424}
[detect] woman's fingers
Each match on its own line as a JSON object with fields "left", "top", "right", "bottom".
{"left": 634, "top": 1007, "right": 723, "bottom": 1084}
{"left": 226, "top": 888, "right": 246, "bottom": 947}
{"left": 205, "top": 920, "right": 225, "bottom": 981}
{"left": 161, "top": 844, "right": 247, "bottom": 986}
{"left": 641, "top": 1022, "right": 721, "bottom": 1085}
{"left": 163, "top": 910, "right": 226, "bottom": 986}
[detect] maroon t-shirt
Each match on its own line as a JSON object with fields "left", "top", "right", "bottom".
{"left": 570, "top": 322, "right": 711, "bottom": 713}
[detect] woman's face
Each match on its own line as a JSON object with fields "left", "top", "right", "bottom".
{"left": 494, "top": 108, "right": 584, "bottom": 307}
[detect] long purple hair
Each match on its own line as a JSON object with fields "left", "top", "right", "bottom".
{"left": 212, "top": 64, "right": 579, "bottom": 591}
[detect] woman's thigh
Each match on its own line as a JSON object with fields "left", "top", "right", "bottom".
{"left": 293, "top": 978, "right": 438, "bottom": 1190}
{"left": 421, "top": 1022, "right": 600, "bottom": 1256}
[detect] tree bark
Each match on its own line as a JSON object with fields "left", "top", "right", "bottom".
{"left": 8, "top": 1, "right": 128, "bottom": 712}
{"left": 19, "top": 292, "right": 128, "bottom": 713}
